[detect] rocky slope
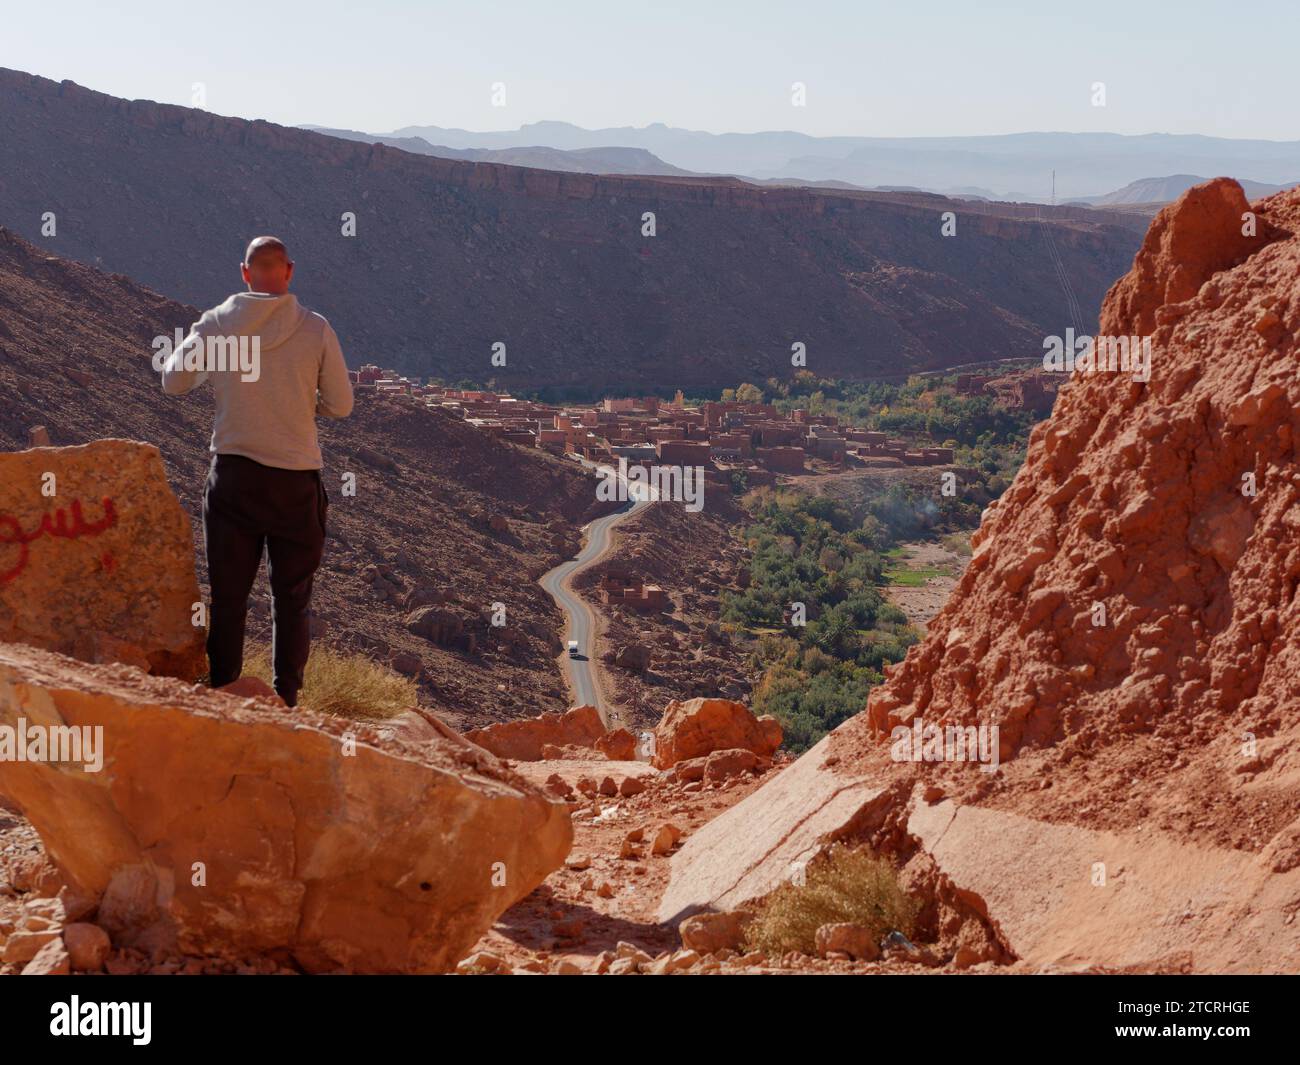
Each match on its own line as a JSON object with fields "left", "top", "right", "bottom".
{"left": 658, "top": 179, "right": 1300, "bottom": 973}
{"left": 0, "top": 226, "right": 613, "bottom": 727}
{"left": 0, "top": 67, "right": 1144, "bottom": 391}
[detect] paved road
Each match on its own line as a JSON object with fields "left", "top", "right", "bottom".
{"left": 538, "top": 463, "right": 651, "bottom": 725}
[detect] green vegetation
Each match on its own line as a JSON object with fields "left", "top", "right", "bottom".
{"left": 741, "top": 844, "right": 919, "bottom": 956}
{"left": 719, "top": 372, "right": 1047, "bottom": 753}
{"left": 722, "top": 490, "right": 919, "bottom": 752}
{"left": 882, "top": 564, "right": 946, "bottom": 587}
{"left": 755, "top": 368, "right": 1039, "bottom": 444}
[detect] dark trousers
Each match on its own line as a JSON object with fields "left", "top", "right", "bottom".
{"left": 202, "top": 453, "right": 327, "bottom": 706}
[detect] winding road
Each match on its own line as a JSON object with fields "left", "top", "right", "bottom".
{"left": 538, "top": 462, "right": 651, "bottom": 725}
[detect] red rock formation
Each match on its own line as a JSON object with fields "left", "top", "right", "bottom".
{"left": 0, "top": 441, "right": 206, "bottom": 679}
{"left": 867, "top": 176, "right": 1294, "bottom": 772}
{"left": 466, "top": 705, "right": 606, "bottom": 761}
{"left": 660, "top": 181, "right": 1300, "bottom": 973}
{"left": 652, "top": 698, "right": 782, "bottom": 769}
{"left": 0, "top": 641, "right": 572, "bottom": 973}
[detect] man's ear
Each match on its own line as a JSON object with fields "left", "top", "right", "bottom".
{"left": 285, "top": 261, "right": 295, "bottom": 283}
{"left": 240, "top": 262, "right": 252, "bottom": 284}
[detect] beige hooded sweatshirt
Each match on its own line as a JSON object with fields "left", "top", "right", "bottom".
{"left": 162, "top": 292, "right": 353, "bottom": 470}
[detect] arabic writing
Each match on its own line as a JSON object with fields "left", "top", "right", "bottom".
{"left": 0, "top": 497, "right": 119, "bottom": 584}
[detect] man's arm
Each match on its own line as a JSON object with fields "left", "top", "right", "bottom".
{"left": 317, "top": 321, "right": 354, "bottom": 418}
{"left": 161, "top": 311, "right": 215, "bottom": 395}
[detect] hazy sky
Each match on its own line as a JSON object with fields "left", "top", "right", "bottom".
{"left": 3, "top": 0, "right": 1292, "bottom": 140}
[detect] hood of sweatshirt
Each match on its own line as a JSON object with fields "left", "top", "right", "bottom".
{"left": 212, "top": 292, "right": 311, "bottom": 351}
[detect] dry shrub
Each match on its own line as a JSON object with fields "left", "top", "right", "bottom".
{"left": 243, "top": 645, "right": 416, "bottom": 721}
{"left": 742, "top": 844, "right": 918, "bottom": 956}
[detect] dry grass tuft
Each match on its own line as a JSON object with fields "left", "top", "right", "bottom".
{"left": 243, "top": 645, "right": 416, "bottom": 721}
{"left": 742, "top": 844, "right": 918, "bottom": 956}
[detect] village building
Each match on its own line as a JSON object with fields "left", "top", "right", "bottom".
{"left": 354, "top": 368, "right": 980, "bottom": 476}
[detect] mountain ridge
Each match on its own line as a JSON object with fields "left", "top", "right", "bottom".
{"left": 0, "top": 67, "right": 1146, "bottom": 391}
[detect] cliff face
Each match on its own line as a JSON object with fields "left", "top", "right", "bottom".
{"left": 0, "top": 67, "right": 1142, "bottom": 390}
{"left": 868, "top": 178, "right": 1296, "bottom": 802}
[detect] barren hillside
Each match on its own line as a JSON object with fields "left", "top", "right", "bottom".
{"left": 0, "top": 67, "right": 1144, "bottom": 392}
{"left": 0, "top": 226, "right": 614, "bottom": 727}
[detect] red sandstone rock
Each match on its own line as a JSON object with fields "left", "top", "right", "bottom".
{"left": 652, "top": 698, "right": 782, "bottom": 769}
{"left": 0, "top": 441, "right": 206, "bottom": 679}
{"left": 866, "top": 177, "right": 1300, "bottom": 765}
{"left": 21, "top": 938, "right": 70, "bottom": 975}
{"left": 3, "top": 929, "right": 60, "bottom": 966}
{"left": 595, "top": 728, "right": 637, "bottom": 761}
{"left": 703, "top": 748, "right": 762, "bottom": 782}
{"left": 659, "top": 180, "right": 1300, "bottom": 973}
{"left": 678, "top": 911, "right": 747, "bottom": 954}
{"left": 651, "top": 824, "right": 683, "bottom": 856}
{"left": 815, "top": 923, "right": 879, "bottom": 962}
{"left": 63, "top": 922, "right": 111, "bottom": 972}
{"left": 0, "top": 641, "right": 572, "bottom": 973}
{"left": 669, "top": 756, "right": 709, "bottom": 783}
{"left": 614, "top": 643, "right": 652, "bottom": 671}
{"left": 466, "top": 705, "right": 605, "bottom": 761}
{"left": 544, "top": 773, "right": 575, "bottom": 800}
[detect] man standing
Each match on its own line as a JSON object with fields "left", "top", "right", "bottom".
{"left": 162, "top": 236, "right": 353, "bottom": 705}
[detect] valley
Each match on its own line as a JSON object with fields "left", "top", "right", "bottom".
{"left": 2, "top": 15, "right": 1298, "bottom": 999}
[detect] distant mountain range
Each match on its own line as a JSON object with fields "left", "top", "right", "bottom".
{"left": 1070, "top": 173, "right": 1297, "bottom": 207}
{"left": 0, "top": 67, "right": 1144, "bottom": 391}
{"left": 303, "top": 127, "right": 695, "bottom": 177}
{"left": 330, "top": 121, "right": 1300, "bottom": 203}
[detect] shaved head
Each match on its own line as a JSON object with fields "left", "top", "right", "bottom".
{"left": 244, "top": 235, "right": 289, "bottom": 265}
{"left": 240, "top": 236, "right": 294, "bottom": 295}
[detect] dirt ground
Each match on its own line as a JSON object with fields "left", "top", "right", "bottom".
{"left": 882, "top": 539, "right": 970, "bottom": 633}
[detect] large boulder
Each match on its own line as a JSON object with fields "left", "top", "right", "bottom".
{"left": 595, "top": 728, "right": 637, "bottom": 761}
{"left": 0, "top": 440, "right": 205, "bottom": 679}
{"left": 405, "top": 607, "right": 464, "bottom": 645}
{"left": 614, "top": 643, "right": 652, "bottom": 671}
{"left": 465, "top": 705, "right": 605, "bottom": 762}
{"left": 0, "top": 641, "right": 572, "bottom": 973}
{"left": 652, "top": 697, "right": 782, "bottom": 770}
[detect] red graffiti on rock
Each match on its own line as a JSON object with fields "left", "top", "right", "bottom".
{"left": 0, "top": 497, "right": 119, "bottom": 584}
